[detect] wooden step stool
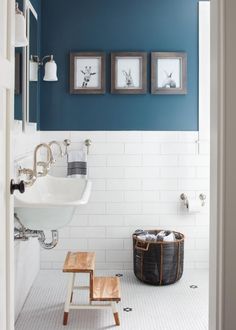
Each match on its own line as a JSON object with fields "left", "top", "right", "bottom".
{"left": 63, "top": 251, "right": 121, "bottom": 326}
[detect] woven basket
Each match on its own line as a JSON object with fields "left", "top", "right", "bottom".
{"left": 133, "top": 230, "right": 184, "bottom": 285}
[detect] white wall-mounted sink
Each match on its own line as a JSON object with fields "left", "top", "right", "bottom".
{"left": 14, "top": 175, "right": 92, "bottom": 230}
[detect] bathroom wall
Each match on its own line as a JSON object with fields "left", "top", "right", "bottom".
{"left": 40, "top": 131, "right": 210, "bottom": 270}
{"left": 13, "top": 122, "right": 40, "bottom": 321}
{"left": 12, "top": 0, "right": 210, "bottom": 324}
{"left": 40, "top": 0, "right": 199, "bottom": 131}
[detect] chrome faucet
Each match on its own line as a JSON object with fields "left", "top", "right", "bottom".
{"left": 17, "top": 167, "right": 36, "bottom": 187}
{"left": 48, "top": 140, "right": 63, "bottom": 162}
{"left": 18, "top": 143, "right": 53, "bottom": 187}
{"left": 33, "top": 143, "right": 53, "bottom": 177}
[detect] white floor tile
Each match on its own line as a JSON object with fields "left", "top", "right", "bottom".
{"left": 15, "top": 269, "right": 208, "bottom": 330}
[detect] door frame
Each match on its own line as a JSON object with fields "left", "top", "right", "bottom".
{"left": 210, "top": 0, "right": 236, "bottom": 328}
{"left": 209, "top": 0, "right": 225, "bottom": 329}
{"left": 0, "top": 0, "right": 15, "bottom": 329}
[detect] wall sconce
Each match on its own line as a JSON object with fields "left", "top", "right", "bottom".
{"left": 30, "top": 56, "right": 38, "bottom": 81}
{"left": 30, "top": 55, "right": 58, "bottom": 82}
{"left": 15, "top": 2, "right": 28, "bottom": 47}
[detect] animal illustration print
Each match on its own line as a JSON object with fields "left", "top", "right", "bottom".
{"left": 162, "top": 71, "right": 177, "bottom": 88}
{"left": 81, "top": 66, "right": 96, "bottom": 87}
{"left": 122, "top": 69, "right": 134, "bottom": 87}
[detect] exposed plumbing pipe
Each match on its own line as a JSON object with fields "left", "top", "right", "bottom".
{"left": 37, "top": 230, "right": 58, "bottom": 250}
{"left": 14, "top": 213, "right": 59, "bottom": 249}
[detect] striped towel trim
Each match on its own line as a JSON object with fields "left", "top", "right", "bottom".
{"left": 67, "top": 161, "right": 87, "bottom": 176}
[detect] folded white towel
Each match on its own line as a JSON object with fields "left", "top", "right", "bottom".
{"left": 67, "top": 150, "right": 87, "bottom": 163}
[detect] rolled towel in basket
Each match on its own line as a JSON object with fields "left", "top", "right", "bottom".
{"left": 67, "top": 150, "right": 87, "bottom": 178}
{"left": 156, "top": 230, "right": 175, "bottom": 242}
{"left": 134, "top": 229, "right": 146, "bottom": 235}
{"left": 156, "top": 231, "right": 167, "bottom": 241}
{"left": 145, "top": 234, "right": 157, "bottom": 241}
{"left": 163, "top": 231, "right": 175, "bottom": 242}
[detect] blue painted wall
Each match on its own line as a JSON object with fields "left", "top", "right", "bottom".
{"left": 41, "top": 0, "right": 199, "bottom": 131}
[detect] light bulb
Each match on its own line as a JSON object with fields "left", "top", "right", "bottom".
{"left": 15, "top": 3, "right": 28, "bottom": 47}
{"left": 43, "top": 57, "right": 58, "bottom": 81}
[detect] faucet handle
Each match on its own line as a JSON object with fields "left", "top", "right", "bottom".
{"left": 63, "top": 139, "right": 71, "bottom": 147}
{"left": 37, "top": 161, "right": 49, "bottom": 177}
{"left": 18, "top": 167, "right": 34, "bottom": 180}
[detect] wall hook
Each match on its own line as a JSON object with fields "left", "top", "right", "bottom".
{"left": 63, "top": 139, "right": 71, "bottom": 156}
{"left": 84, "top": 139, "right": 92, "bottom": 154}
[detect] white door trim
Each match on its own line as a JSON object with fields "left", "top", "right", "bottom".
{"left": 210, "top": 0, "right": 225, "bottom": 329}
{"left": 0, "top": 58, "right": 12, "bottom": 88}
{"left": 0, "top": 0, "right": 15, "bottom": 329}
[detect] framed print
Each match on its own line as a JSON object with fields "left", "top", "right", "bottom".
{"left": 70, "top": 52, "right": 106, "bottom": 94}
{"left": 151, "top": 52, "right": 187, "bottom": 94}
{"left": 111, "top": 52, "right": 147, "bottom": 94}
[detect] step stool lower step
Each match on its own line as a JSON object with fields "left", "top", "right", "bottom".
{"left": 92, "top": 276, "right": 121, "bottom": 302}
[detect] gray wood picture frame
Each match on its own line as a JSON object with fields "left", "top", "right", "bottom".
{"left": 70, "top": 52, "right": 106, "bottom": 94}
{"left": 151, "top": 52, "right": 187, "bottom": 95}
{"left": 111, "top": 52, "right": 147, "bottom": 94}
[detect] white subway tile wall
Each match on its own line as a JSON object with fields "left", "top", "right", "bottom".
{"left": 39, "top": 131, "right": 210, "bottom": 271}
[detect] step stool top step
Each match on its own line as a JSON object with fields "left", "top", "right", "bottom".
{"left": 63, "top": 252, "right": 95, "bottom": 273}
{"left": 92, "top": 277, "right": 121, "bottom": 302}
